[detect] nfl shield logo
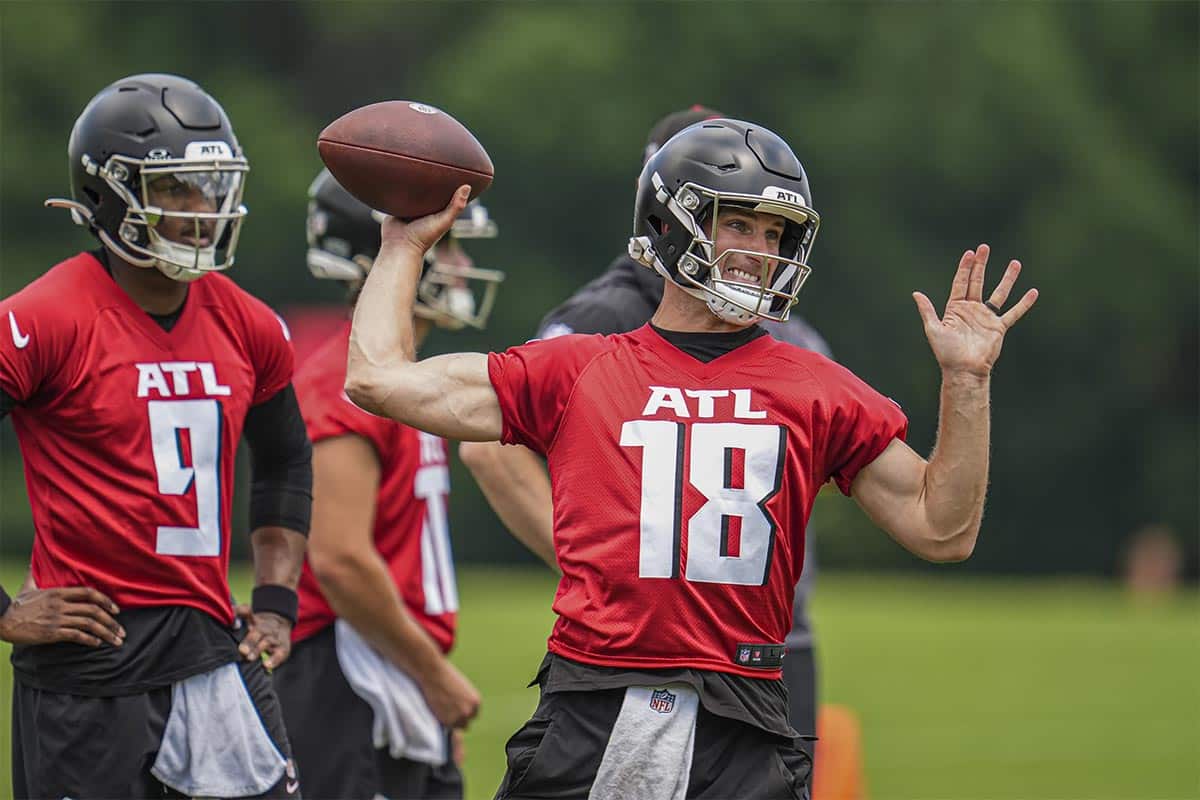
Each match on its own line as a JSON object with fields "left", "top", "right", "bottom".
{"left": 738, "top": 647, "right": 752, "bottom": 663}
{"left": 648, "top": 688, "right": 676, "bottom": 714}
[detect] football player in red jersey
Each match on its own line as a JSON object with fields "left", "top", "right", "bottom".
{"left": 272, "top": 169, "right": 504, "bottom": 800}
{"left": 0, "top": 75, "right": 311, "bottom": 799}
{"left": 460, "top": 105, "right": 832, "bottom": 785}
{"left": 345, "top": 119, "right": 1038, "bottom": 798}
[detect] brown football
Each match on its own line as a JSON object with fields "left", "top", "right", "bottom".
{"left": 317, "top": 100, "right": 493, "bottom": 219}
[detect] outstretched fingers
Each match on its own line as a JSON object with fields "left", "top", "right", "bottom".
{"left": 948, "top": 249, "right": 974, "bottom": 303}
{"left": 966, "top": 243, "right": 990, "bottom": 301}
{"left": 912, "top": 292, "right": 940, "bottom": 330}
{"left": 987, "top": 260, "right": 1022, "bottom": 308}
{"left": 1000, "top": 288, "right": 1039, "bottom": 328}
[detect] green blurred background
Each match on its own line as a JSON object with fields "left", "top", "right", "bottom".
{"left": 0, "top": 2, "right": 1197, "bottom": 798}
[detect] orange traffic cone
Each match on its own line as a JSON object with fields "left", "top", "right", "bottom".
{"left": 811, "top": 704, "right": 867, "bottom": 800}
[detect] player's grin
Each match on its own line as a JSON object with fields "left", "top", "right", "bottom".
{"left": 725, "top": 266, "right": 761, "bottom": 286}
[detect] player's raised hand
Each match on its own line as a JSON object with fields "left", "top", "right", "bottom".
{"left": 239, "top": 610, "right": 293, "bottom": 671}
{"left": 0, "top": 586, "right": 124, "bottom": 647}
{"left": 379, "top": 185, "right": 471, "bottom": 258}
{"left": 912, "top": 244, "right": 1039, "bottom": 377}
{"left": 420, "top": 659, "right": 482, "bottom": 730}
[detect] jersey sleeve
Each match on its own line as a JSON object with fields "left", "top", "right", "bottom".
{"left": 245, "top": 302, "right": 296, "bottom": 406}
{"left": 487, "top": 334, "right": 610, "bottom": 454}
{"left": 0, "top": 282, "right": 77, "bottom": 404}
{"left": 814, "top": 359, "right": 909, "bottom": 496}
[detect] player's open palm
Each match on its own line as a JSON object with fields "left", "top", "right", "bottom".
{"left": 913, "top": 244, "right": 1038, "bottom": 376}
{"left": 422, "top": 659, "right": 481, "bottom": 730}
{"left": 0, "top": 587, "right": 125, "bottom": 647}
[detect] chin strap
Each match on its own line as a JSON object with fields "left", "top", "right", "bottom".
{"left": 627, "top": 235, "right": 658, "bottom": 270}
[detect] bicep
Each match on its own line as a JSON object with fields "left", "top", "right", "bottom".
{"left": 348, "top": 352, "right": 503, "bottom": 442}
{"left": 849, "top": 437, "right": 930, "bottom": 546}
{"left": 310, "top": 435, "right": 381, "bottom": 560}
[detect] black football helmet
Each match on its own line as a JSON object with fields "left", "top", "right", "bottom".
{"left": 628, "top": 118, "right": 820, "bottom": 324}
{"left": 45, "top": 73, "right": 249, "bottom": 283}
{"left": 305, "top": 168, "right": 503, "bottom": 329}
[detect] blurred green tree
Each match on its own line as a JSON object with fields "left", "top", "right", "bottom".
{"left": 0, "top": 2, "right": 1195, "bottom": 575}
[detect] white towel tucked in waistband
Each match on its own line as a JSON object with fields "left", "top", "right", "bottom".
{"left": 589, "top": 683, "right": 699, "bottom": 800}
{"left": 334, "top": 619, "right": 447, "bottom": 765}
{"left": 151, "top": 662, "right": 288, "bottom": 797}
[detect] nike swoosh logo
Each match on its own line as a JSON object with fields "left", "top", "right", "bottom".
{"left": 8, "top": 311, "right": 29, "bottom": 349}
{"left": 286, "top": 780, "right": 300, "bottom": 794}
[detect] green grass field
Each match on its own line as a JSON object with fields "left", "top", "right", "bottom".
{"left": 1, "top": 566, "right": 1197, "bottom": 800}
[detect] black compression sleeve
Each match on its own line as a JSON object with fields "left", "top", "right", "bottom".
{"left": 242, "top": 385, "right": 313, "bottom": 535}
{"left": 0, "top": 388, "right": 16, "bottom": 419}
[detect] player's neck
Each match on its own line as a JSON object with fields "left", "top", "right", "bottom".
{"left": 108, "top": 257, "right": 189, "bottom": 316}
{"left": 651, "top": 281, "right": 746, "bottom": 334}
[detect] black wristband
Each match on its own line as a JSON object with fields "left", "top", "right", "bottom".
{"left": 0, "top": 585, "right": 11, "bottom": 618}
{"left": 251, "top": 584, "right": 298, "bottom": 626}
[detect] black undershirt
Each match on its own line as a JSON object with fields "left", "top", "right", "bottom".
{"left": 536, "top": 652, "right": 798, "bottom": 741}
{"left": 11, "top": 607, "right": 241, "bottom": 696}
{"left": 650, "top": 322, "right": 769, "bottom": 363}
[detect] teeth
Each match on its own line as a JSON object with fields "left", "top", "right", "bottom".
{"left": 727, "top": 268, "right": 759, "bottom": 284}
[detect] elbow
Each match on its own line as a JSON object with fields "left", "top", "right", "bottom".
{"left": 922, "top": 524, "right": 979, "bottom": 563}
{"left": 459, "top": 440, "right": 502, "bottom": 474}
{"left": 927, "top": 538, "right": 975, "bottom": 563}
{"left": 343, "top": 369, "right": 386, "bottom": 417}
{"left": 309, "top": 547, "right": 366, "bottom": 594}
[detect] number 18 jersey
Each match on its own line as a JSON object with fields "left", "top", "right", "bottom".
{"left": 0, "top": 253, "right": 294, "bottom": 626}
{"left": 488, "top": 324, "right": 907, "bottom": 678}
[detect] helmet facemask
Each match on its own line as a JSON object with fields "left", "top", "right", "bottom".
{"left": 632, "top": 173, "right": 819, "bottom": 326}
{"left": 414, "top": 207, "right": 504, "bottom": 330}
{"left": 98, "top": 147, "right": 248, "bottom": 283}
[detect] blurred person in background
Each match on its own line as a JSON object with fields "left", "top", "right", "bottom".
{"left": 460, "top": 106, "right": 829, "bottom": 778}
{"left": 344, "top": 117, "right": 1038, "bottom": 798}
{"left": 272, "top": 169, "right": 503, "bottom": 800}
{"left": 0, "top": 73, "right": 310, "bottom": 799}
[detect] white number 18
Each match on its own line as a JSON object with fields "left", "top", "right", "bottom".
{"left": 620, "top": 420, "right": 785, "bottom": 586}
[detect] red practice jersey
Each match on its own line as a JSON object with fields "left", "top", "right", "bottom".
{"left": 0, "top": 253, "right": 294, "bottom": 625}
{"left": 489, "top": 324, "right": 907, "bottom": 679}
{"left": 292, "top": 324, "right": 457, "bottom": 652}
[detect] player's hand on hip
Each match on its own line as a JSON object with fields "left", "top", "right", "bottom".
{"left": 239, "top": 611, "right": 293, "bottom": 671}
{"left": 0, "top": 586, "right": 124, "bottom": 647}
{"left": 912, "top": 244, "right": 1039, "bottom": 377}
{"left": 378, "top": 185, "right": 471, "bottom": 259}
{"left": 421, "top": 659, "right": 482, "bottom": 730}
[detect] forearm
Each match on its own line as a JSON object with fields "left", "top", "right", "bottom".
{"left": 249, "top": 527, "right": 308, "bottom": 589}
{"left": 459, "top": 441, "right": 558, "bottom": 571}
{"left": 344, "top": 237, "right": 502, "bottom": 440}
{"left": 922, "top": 370, "right": 991, "bottom": 546}
{"left": 315, "top": 550, "right": 446, "bottom": 681}
{"left": 347, "top": 238, "right": 423, "bottom": 395}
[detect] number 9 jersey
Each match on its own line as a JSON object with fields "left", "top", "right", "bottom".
{"left": 488, "top": 324, "right": 907, "bottom": 679}
{"left": 0, "top": 252, "right": 294, "bottom": 626}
